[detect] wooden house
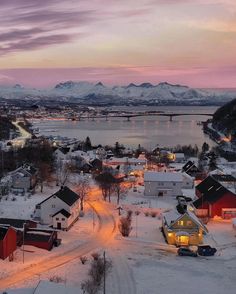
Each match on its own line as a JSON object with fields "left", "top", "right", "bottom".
{"left": 34, "top": 186, "right": 80, "bottom": 229}
{"left": 162, "top": 209, "right": 207, "bottom": 246}
{"left": 194, "top": 176, "right": 236, "bottom": 219}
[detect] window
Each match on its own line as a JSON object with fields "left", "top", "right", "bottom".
{"left": 62, "top": 218, "right": 65, "bottom": 221}
{"left": 173, "top": 183, "right": 176, "bottom": 186}
{"left": 187, "top": 221, "right": 192, "bottom": 226}
{"left": 177, "top": 220, "right": 184, "bottom": 226}
{"left": 56, "top": 218, "right": 59, "bottom": 221}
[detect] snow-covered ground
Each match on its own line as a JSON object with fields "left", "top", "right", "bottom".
{"left": 2, "top": 184, "right": 236, "bottom": 294}
{"left": 0, "top": 184, "right": 59, "bottom": 219}
{"left": 0, "top": 202, "right": 98, "bottom": 281}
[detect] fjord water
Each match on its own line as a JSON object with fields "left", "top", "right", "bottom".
{"left": 33, "top": 106, "right": 217, "bottom": 149}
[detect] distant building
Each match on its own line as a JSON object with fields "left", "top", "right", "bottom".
{"left": 144, "top": 172, "right": 183, "bottom": 197}
{"left": 10, "top": 163, "right": 38, "bottom": 194}
{"left": 174, "top": 153, "right": 185, "bottom": 163}
{"left": 182, "top": 160, "right": 200, "bottom": 177}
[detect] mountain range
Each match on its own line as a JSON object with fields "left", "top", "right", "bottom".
{"left": 0, "top": 81, "right": 235, "bottom": 106}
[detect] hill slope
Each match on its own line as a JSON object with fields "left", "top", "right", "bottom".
{"left": 212, "top": 98, "right": 236, "bottom": 136}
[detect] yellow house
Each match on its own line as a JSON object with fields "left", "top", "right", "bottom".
{"left": 162, "top": 209, "right": 207, "bottom": 246}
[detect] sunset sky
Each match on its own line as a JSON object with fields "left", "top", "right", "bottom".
{"left": 0, "top": 0, "right": 236, "bottom": 88}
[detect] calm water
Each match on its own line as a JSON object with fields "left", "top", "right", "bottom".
{"left": 33, "top": 106, "right": 218, "bottom": 150}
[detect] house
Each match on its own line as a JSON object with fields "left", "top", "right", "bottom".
{"left": 162, "top": 209, "right": 207, "bottom": 246}
{"left": 54, "top": 147, "right": 71, "bottom": 161}
{"left": 52, "top": 209, "right": 72, "bottom": 230}
{"left": 144, "top": 172, "right": 183, "bottom": 197}
{"left": 0, "top": 226, "right": 17, "bottom": 260}
{"left": 193, "top": 176, "right": 236, "bottom": 219}
{"left": 182, "top": 172, "right": 194, "bottom": 189}
{"left": 211, "top": 174, "right": 236, "bottom": 193}
{"left": 34, "top": 186, "right": 80, "bottom": 229}
{"left": 90, "top": 158, "right": 103, "bottom": 172}
{"left": 174, "top": 153, "right": 185, "bottom": 163}
{"left": 182, "top": 160, "right": 200, "bottom": 177}
{"left": 10, "top": 163, "right": 38, "bottom": 194}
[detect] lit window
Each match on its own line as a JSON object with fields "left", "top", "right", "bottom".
{"left": 178, "top": 220, "right": 184, "bottom": 226}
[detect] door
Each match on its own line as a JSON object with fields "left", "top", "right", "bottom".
{"left": 57, "top": 222, "right": 61, "bottom": 229}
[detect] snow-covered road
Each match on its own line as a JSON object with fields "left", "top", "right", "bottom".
{"left": 0, "top": 200, "right": 116, "bottom": 290}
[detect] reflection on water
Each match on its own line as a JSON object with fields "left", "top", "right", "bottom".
{"left": 33, "top": 106, "right": 218, "bottom": 149}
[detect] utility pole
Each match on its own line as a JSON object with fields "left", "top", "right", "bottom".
{"left": 92, "top": 210, "right": 95, "bottom": 231}
{"left": 103, "top": 251, "right": 106, "bottom": 294}
{"left": 22, "top": 223, "right": 25, "bottom": 264}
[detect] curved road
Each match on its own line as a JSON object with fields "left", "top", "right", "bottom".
{"left": 0, "top": 199, "right": 116, "bottom": 290}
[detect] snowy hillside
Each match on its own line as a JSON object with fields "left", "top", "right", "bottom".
{"left": 0, "top": 81, "right": 235, "bottom": 105}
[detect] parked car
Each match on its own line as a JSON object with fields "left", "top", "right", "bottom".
{"left": 178, "top": 247, "right": 198, "bottom": 257}
{"left": 197, "top": 245, "right": 217, "bottom": 256}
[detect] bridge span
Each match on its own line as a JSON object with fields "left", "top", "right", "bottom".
{"left": 78, "top": 112, "right": 214, "bottom": 122}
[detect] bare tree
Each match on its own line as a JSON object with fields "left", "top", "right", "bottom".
{"left": 77, "top": 176, "right": 90, "bottom": 211}
{"left": 112, "top": 180, "right": 127, "bottom": 205}
{"left": 56, "top": 159, "right": 71, "bottom": 187}
{"left": 38, "top": 162, "right": 53, "bottom": 192}
{"left": 118, "top": 210, "right": 133, "bottom": 237}
{"left": 81, "top": 254, "right": 112, "bottom": 294}
{"left": 95, "top": 172, "right": 115, "bottom": 202}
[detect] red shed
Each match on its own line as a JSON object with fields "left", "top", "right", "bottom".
{"left": 24, "top": 229, "right": 58, "bottom": 251}
{"left": 194, "top": 176, "right": 236, "bottom": 219}
{"left": 0, "top": 226, "right": 17, "bottom": 260}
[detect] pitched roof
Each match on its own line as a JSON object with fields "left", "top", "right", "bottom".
{"left": 182, "top": 160, "right": 200, "bottom": 174}
{"left": 37, "top": 186, "right": 79, "bottom": 207}
{"left": 52, "top": 209, "right": 71, "bottom": 218}
{"left": 0, "top": 226, "right": 8, "bottom": 240}
{"left": 0, "top": 218, "right": 37, "bottom": 229}
{"left": 144, "top": 171, "right": 182, "bottom": 182}
{"left": 163, "top": 209, "right": 207, "bottom": 232}
{"left": 25, "top": 230, "right": 55, "bottom": 242}
{"left": 194, "top": 176, "right": 235, "bottom": 208}
{"left": 212, "top": 174, "right": 236, "bottom": 183}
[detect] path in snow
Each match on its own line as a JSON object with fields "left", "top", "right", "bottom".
{"left": 0, "top": 200, "right": 116, "bottom": 290}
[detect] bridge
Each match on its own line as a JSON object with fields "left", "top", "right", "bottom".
{"left": 76, "top": 112, "right": 214, "bottom": 122}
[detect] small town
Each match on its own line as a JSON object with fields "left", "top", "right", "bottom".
{"left": 1, "top": 1, "right": 236, "bottom": 293}
{"left": 0, "top": 107, "right": 235, "bottom": 293}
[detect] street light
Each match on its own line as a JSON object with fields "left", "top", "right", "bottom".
{"left": 135, "top": 211, "right": 140, "bottom": 238}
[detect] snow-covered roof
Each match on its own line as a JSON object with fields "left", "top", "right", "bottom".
{"left": 144, "top": 172, "right": 183, "bottom": 182}
{"left": 174, "top": 153, "right": 185, "bottom": 158}
{"left": 163, "top": 209, "right": 207, "bottom": 232}
{"left": 107, "top": 157, "right": 146, "bottom": 164}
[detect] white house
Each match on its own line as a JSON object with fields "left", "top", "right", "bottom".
{"left": 34, "top": 186, "right": 80, "bottom": 230}
{"left": 10, "top": 164, "right": 38, "bottom": 195}
{"left": 54, "top": 147, "right": 71, "bottom": 161}
{"left": 174, "top": 153, "right": 185, "bottom": 163}
{"left": 144, "top": 172, "right": 183, "bottom": 197}
{"left": 182, "top": 172, "right": 194, "bottom": 189}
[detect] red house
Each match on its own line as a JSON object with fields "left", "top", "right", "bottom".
{"left": 0, "top": 226, "right": 17, "bottom": 260}
{"left": 194, "top": 176, "right": 236, "bottom": 219}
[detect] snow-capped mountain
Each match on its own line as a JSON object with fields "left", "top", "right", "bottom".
{"left": 0, "top": 81, "right": 235, "bottom": 105}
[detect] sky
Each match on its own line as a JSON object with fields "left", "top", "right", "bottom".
{"left": 0, "top": 0, "right": 236, "bottom": 88}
